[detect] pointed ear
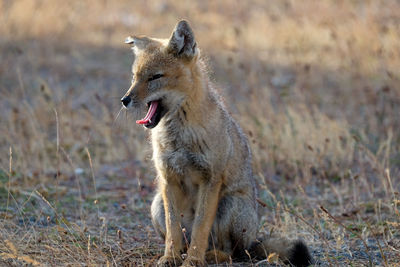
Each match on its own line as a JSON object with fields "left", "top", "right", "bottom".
{"left": 166, "top": 20, "right": 198, "bottom": 59}
{"left": 125, "top": 36, "right": 135, "bottom": 45}
{"left": 125, "top": 36, "right": 150, "bottom": 54}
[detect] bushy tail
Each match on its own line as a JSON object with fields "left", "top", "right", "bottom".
{"left": 249, "top": 234, "right": 313, "bottom": 267}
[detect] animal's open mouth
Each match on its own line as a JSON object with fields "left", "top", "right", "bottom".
{"left": 136, "top": 100, "right": 165, "bottom": 128}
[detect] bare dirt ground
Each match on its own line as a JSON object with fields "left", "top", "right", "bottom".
{"left": 1, "top": 1, "right": 400, "bottom": 266}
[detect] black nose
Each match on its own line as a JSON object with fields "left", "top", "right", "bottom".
{"left": 121, "top": 96, "right": 131, "bottom": 107}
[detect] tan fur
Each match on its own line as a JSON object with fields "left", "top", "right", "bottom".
{"left": 123, "top": 20, "right": 312, "bottom": 267}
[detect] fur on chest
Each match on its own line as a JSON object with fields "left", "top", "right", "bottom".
{"left": 154, "top": 144, "right": 211, "bottom": 180}
{"left": 151, "top": 122, "right": 212, "bottom": 181}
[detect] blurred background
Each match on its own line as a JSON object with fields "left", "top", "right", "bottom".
{"left": 0, "top": 0, "right": 399, "bottom": 266}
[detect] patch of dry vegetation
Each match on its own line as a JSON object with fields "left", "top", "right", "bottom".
{"left": 0, "top": 0, "right": 399, "bottom": 266}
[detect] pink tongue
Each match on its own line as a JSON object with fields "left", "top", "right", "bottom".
{"left": 136, "top": 101, "right": 159, "bottom": 124}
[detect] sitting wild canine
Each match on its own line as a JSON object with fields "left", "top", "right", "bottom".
{"left": 121, "top": 20, "right": 313, "bottom": 267}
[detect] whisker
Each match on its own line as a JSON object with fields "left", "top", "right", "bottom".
{"left": 113, "top": 107, "right": 124, "bottom": 124}
{"left": 110, "top": 107, "right": 125, "bottom": 132}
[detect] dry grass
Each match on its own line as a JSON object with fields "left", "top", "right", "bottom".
{"left": 1, "top": 0, "right": 400, "bottom": 266}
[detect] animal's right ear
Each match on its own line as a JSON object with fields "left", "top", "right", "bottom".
{"left": 125, "top": 36, "right": 135, "bottom": 45}
{"left": 166, "top": 20, "right": 198, "bottom": 60}
{"left": 125, "top": 36, "right": 149, "bottom": 55}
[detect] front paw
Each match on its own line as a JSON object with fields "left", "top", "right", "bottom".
{"left": 157, "top": 255, "right": 182, "bottom": 267}
{"left": 180, "top": 256, "right": 205, "bottom": 267}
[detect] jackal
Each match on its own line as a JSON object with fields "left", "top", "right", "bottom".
{"left": 121, "top": 20, "right": 313, "bottom": 267}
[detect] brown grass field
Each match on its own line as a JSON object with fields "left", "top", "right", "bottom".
{"left": 1, "top": 0, "right": 400, "bottom": 266}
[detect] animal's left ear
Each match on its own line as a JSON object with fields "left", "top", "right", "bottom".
{"left": 166, "top": 20, "right": 198, "bottom": 59}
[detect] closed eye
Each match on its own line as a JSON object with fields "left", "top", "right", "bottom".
{"left": 148, "top": 73, "right": 164, "bottom": 82}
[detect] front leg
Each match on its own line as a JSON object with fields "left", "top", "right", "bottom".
{"left": 158, "top": 183, "right": 184, "bottom": 266}
{"left": 182, "top": 180, "right": 222, "bottom": 267}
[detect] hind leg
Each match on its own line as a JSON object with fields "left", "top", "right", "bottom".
{"left": 208, "top": 195, "right": 258, "bottom": 263}
{"left": 151, "top": 193, "right": 184, "bottom": 266}
{"left": 151, "top": 193, "right": 166, "bottom": 240}
{"left": 205, "top": 249, "right": 231, "bottom": 264}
